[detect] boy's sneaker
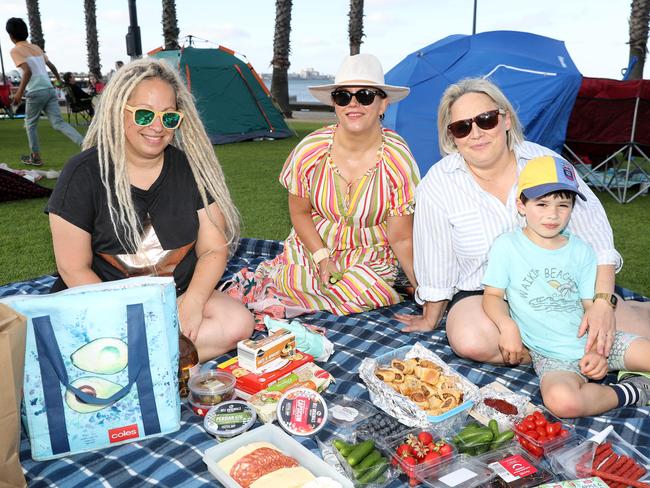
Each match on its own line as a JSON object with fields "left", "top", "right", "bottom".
{"left": 619, "top": 374, "right": 650, "bottom": 406}
{"left": 21, "top": 155, "right": 44, "bottom": 166}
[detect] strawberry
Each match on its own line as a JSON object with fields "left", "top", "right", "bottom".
{"left": 402, "top": 455, "right": 417, "bottom": 477}
{"left": 396, "top": 443, "right": 412, "bottom": 458}
{"left": 417, "top": 431, "right": 434, "bottom": 445}
{"left": 439, "top": 443, "right": 453, "bottom": 457}
{"left": 423, "top": 451, "right": 441, "bottom": 463}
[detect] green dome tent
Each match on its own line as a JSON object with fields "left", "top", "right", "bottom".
{"left": 151, "top": 46, "right": 293, "bottom": 144}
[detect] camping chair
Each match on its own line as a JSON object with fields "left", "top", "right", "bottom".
{"left": 0, "top": 83, "right": 14, "bottom": 119}
{"left": 563, "top": 77, "right": 650, "bottom": 203}
{"left": 62, "top": 84, "right": 93, "bottom": 125}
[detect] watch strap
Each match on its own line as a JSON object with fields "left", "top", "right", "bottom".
{"left": 312, "top": 247, "right": 330, "bottom": 264}
{"left": 593, "top": 293, "right": 617, "bottom": 309}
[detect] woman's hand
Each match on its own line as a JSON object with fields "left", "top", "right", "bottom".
{"left": 498, "top": 325, "right": 525, "bottom": 365}
{"left": 177, "top": 294, "right": 205, "bottom": 342}
{"left": 318, "top": 258, "right": 340, "bottom": 285}
{"left": 578, "top": 300, "right": 616, "bottom": 356}
{"left": 580, "top": 351, "right": 608, "bottom": 380}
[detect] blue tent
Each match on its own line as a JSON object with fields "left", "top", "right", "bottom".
{"left": 383, "top": 31, "right": 582, "bottom": 174}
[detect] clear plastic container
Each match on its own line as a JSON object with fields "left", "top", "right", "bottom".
{"left": 327, "top": 430, "right": 398, "bottom": 487}
{"left": 327, "top": 396, "right": 378, "bottom": 432}
{"left": 383, "top": 427, "right": 456, "bottom": 478}
{"left": 512, "top": 406, "right": 574, "bottom": 458}
{"left": 415, "top": 454, "right": 496, "bottom": 488}
{"left": 479, "top": 445, "right": 556, "bottom": 488}
{"left": 188, "top": 370, "right": 236, "bottom": 408}
{"left": 451, "top": 419, "right": 516, "bottom": 457}
{"left": 354, "top": 410, "right": 412, "bottom": 443}
{"left": 546, "top": 428, "right": 650, "bottom": 485}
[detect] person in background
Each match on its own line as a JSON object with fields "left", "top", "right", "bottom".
{"left": 88, "top": 73, "right": 105, "bottom": 96}
{"left": 62, "top": 72, "right": 94, "bottom": 116}
{"left": 46, "top": 59, "right": 254, "bottom": 361}
{"left": 396, "top": 77, "right": 650, "bottom": 361}
{"left": 247, "top": 53, "right": 419, "bottom": 316}
{"left": 6, "top": 17, "right": 83, "bottom": 166}
{"left": 482, "top": 155, "right": 650, "bottom": 416}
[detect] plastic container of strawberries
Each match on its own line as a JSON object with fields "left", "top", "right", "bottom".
{"left": 512, "top": 406, "right": 574, "bottom": 458}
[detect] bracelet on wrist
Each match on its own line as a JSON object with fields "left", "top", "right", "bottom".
{"left": 312, "top": 247, "right": 330, "bottom": 264}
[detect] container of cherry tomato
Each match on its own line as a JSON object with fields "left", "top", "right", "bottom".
{"left": 385, "top": 428, "right": 455, "bottom": 486}
{"left": 513, "top": 407, "right": 574, "bottom": 458}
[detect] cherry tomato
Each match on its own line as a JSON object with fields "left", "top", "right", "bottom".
{"left": 527, "top": 430, "right": 539, "bottom": 440}
{"left": 528, "top": 443, "right": 544, "bottom": 457}
{"left": 558, "top": 428, "right": 570, "bottom": 438}
{"left": 535, "top": 417, "right": 547, "bottom": 427}
{"left": 533, "top": 410, "right": 544, "bottom": 420}
{"left": 525, "top": 415, "right": 536, "bottom": 423}
{"left": 418, "top": 431, "right": 434, "bottom": 445}
{"left": 536, "top": 426, "right": 547, "bottom": 437}
{"left": 537, "top": 435, "right": 549, "bottom": 444}
{"left": 519, "top": 437, "right": 530, "bottom": 449}
{"left": 523, "top": 421, "right": 536, "bottom": 431}
{"left": 546, "top": 422, "right": 561, "bottom": 437}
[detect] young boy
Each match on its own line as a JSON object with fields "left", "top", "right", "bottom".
{"left": 482, "top": 155, "right": 650, "bottom": 417}
{"left": 6, "top": 17, "right": 83, "bottom": 166}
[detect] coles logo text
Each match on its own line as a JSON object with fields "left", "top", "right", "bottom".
{"left": 108, "top": 424, "right": 139, "bottom": 443}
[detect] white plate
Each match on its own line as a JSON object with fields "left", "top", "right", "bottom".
{"left": 202, "top": 424, "right": 353, "bottom": 488}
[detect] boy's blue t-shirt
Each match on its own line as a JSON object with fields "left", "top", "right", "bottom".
{"left": 483, "top": 229, "right": 597, "bottom": 362}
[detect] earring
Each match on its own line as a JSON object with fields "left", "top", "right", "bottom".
{"left": 379, "top": 113, "right": 385, "bottom": 121}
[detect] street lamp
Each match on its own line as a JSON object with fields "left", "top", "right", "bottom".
{"left": 126, "top": 0, "right": 142, "bottom": 60}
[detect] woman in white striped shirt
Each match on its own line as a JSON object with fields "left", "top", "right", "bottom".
{"left": 396, "top": 78, "right": 650, "bottom": 364}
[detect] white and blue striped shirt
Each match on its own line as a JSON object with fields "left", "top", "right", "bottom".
{"left": 413, "top": 141, "right": 621, "bottom": 304}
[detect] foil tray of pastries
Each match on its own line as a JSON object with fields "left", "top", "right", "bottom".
{"left": 359, "top": 342, "right": 480, "bottom": 430}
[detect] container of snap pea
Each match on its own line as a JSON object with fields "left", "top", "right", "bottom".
{"left": 451, "top": 418, "right": 516, "bottom": 457}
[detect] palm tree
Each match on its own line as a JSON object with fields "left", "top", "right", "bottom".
{"left": 627, "top": 0, "right": 650, "bottom": 79}
{"left": 349, "top": 0, "right": 364, "bottom": 55}
{"left": 84, "top": 0, "right": 102, "bottom": 78}
{"left": 271, "top": 0, "right": 292, "bottom": 117}
{"left": 162, "top": 0, "right": 180, "bottom": 50}
{"left": 26, "top": 0, "right": 45, "bottom": 50}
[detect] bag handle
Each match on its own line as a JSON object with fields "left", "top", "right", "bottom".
{"left": 33, "top": 303, "right": 162, "bottom": 455}
{"left": 34, "top": 304, "right": 145, "bottom": 405}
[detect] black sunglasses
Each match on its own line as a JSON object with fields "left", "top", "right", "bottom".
{"left": 330, "top": 88, "right": 387, "bottom": 107}
{"left": 447, "top": 108, "right": 505, "bottom": 138}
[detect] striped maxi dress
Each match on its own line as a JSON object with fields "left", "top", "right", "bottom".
{"left": 254, "top": 124, "right": 420, "bottom": 315}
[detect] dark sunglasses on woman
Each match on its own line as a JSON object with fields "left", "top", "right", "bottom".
{"left": 447, "top": 108, "right": 505, "bottom": 138}
{"left": 125, "top": 104, "right": 184, "bottom": 129}
{"left": 330, "top": 88, "right": 387, "bottom": 107}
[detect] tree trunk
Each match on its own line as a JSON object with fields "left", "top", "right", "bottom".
{"left": 628, "top": 0, "right": 650, "bottom": 79}
{"left": 349, "top": 0, "right": 365, "bottom": 55}
{"left": 162, "top": 0, "right": 180, "bottom": 50}
{"left": 26, "top": 0, "right": 45, "bottom": 50}
{"left": 84, "top": 0, "right": 102, "bottom": 78}
{"left": 271, "top": 0, "right": 292, "bottom": 118}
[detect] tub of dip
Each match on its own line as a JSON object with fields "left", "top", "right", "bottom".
{"left": 276, "top": 387, "right": 328, "bottom": 436}
{"left": 204, "top": 400, "right": 257, "bottom": 439}
{"left": 189, "top": 370, "right": 236, "bottom": 410}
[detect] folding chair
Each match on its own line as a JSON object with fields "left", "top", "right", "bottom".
{"left": 563, "top": 77, "right": 650, "bottom": 203}
{"left": 62, "top": 84, "right": 93, "bottom": 125}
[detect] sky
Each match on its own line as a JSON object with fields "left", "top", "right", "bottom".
{"left": 1, "top": 0, "right": 640, "bottom": 80}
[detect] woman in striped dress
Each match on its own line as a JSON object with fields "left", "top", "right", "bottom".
{"left": 254, "top": 54, "right": 420, "bottom": 315}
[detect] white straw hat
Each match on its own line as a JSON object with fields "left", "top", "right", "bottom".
{"left": 309, "top": 53, "right": 410, "bottom": 106}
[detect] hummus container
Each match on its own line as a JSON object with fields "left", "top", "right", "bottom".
{"left": 277, "top": 387, "right": 328, "bottom": 436}
{"left": 204, "top": 400, "right": 256, "bottom": 438}
{"left": 188, "top": 369, "right": 236, "bottom": 407}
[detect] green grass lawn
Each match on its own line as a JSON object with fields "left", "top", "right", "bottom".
{"left": 1, "top": 118, "right": 649, "bottom": 296}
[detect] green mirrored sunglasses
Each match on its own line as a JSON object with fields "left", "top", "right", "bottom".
{"left": 124, "top": 104, "right": 184, "bottom": 129}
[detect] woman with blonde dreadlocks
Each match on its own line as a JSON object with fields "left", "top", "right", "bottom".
{"left": 46, "top": 59, "right": 254, "bottom": 361}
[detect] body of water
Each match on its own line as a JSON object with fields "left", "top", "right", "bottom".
{"left": 263, "top": 78, "right": 334, "bottom": 103}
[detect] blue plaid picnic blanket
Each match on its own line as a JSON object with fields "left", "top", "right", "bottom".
{"left": 2, "top": 238, "right": 649, "bottom": 488}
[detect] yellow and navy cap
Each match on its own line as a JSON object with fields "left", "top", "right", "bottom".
{"left": 518, "top": 156, "right": 586, "bottom": 201}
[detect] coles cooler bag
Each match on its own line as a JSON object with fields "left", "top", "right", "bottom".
{"left": 1, "top": 276, "right": 181, "bottom": 460}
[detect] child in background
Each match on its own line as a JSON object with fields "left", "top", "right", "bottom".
{"left": 482, "top": 155, "right": 650, "bottom": 417}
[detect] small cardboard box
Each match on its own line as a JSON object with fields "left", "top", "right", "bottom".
{"left": 237, "top": 329, "right": 296, "bottom": 374}
{"left": 217, "top": 351, "right": 313, "bottom": 398}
